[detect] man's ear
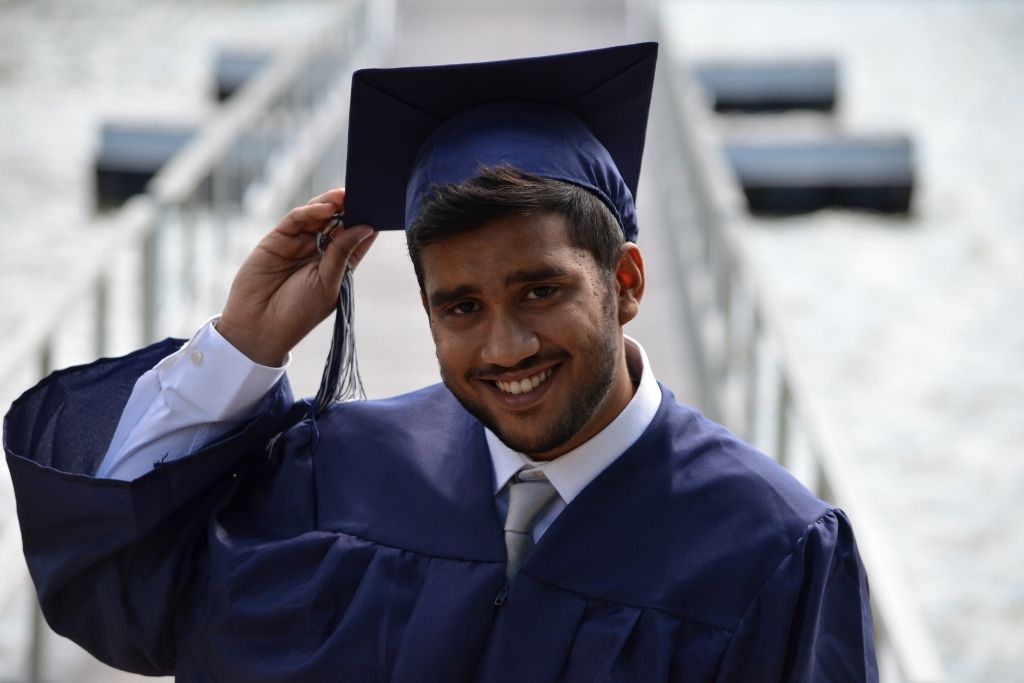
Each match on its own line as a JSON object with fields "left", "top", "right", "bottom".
{"left": 615, "top": 243, "right": 645, "bottom": 325}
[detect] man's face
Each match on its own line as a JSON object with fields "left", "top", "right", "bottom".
{"left": 419, "top": 212, "right": 640, "bottom": 460}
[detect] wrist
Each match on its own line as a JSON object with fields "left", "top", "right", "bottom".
{"left": 214, "top": 318, "right": 288, "bottom": 368}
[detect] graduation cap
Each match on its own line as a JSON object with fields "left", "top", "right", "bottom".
{"left": 316, "top": 43, "right": 659, "bottom": 412}
{"left": 344, "top": 41, "right": 658, "bottom": 241}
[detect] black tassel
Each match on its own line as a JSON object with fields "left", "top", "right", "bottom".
{"left": 312, "top": 263, "right": 366, "bottom": 416}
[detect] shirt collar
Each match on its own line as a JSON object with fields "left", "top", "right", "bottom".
{"left": 488, "top": 335, "right": 661, "bottom": 504}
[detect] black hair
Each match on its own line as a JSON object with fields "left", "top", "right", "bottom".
{"left": 406, "top": 166, "right": 624, "bottom": 289}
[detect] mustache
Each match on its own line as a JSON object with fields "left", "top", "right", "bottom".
{"left": 468, "top": 349, "right": 570, "bottom": 380}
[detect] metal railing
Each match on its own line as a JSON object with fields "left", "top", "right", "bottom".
{"left": 653, "top": 35, "right": 946, "bottom": 683}
{"left": 0, "top": 1, "right": 380, "bottom": 678}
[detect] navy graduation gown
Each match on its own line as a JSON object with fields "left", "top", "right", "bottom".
{"left": 4, "top": 340, "right": 877, "bottom": 681}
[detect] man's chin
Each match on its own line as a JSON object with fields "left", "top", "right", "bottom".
{"left": 474, "top": 405, "right": 583, "bottom": 458}
{"left": 446, "top": 390, "right": 562, "bottom": 454}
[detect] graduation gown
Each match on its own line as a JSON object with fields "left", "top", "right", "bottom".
{"left": 3, "top": 339, "right": 877, "bottom": 682}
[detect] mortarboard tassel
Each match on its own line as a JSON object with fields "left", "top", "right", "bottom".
{"left": 313, "top": 218, "right": 366, "bottom": 416}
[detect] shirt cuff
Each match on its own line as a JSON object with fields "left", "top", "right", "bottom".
{"left": 156, "top": 317, "right": 289, "bottom": 421}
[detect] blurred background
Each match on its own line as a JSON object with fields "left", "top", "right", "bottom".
{"left": 1, "top": 0, "right": 1021, "bottom": 681}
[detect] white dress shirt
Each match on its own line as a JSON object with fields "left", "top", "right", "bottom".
{"left": 96, "top": 322, "right": 662, "bottom": 542}
{"left": 489, "top": 338, "right": 661, "bottom": 540}
{"left": 95, "top": 319, "right": 287, "bottom": 479}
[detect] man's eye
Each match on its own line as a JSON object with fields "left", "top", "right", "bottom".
{"left": 525, "top": 286, "right": 557, "bottom": 300}
{"left": 450, "top": 301, "right": 480, "bottom": 316}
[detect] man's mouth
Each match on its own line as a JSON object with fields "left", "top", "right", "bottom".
{"left": 494, "top": 368, "right": 554, "bottom": 396}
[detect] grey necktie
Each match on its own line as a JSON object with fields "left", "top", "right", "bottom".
{"left": 503, "top": 469, "right": 559, "bottom": 580}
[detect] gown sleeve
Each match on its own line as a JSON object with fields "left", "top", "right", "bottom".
{"left": 714, "top": 509, "right": 879, "bottom": 683}
{"left": 97, "top": 320, "right": 287, "bottom": 480}
{"left": 2, "top": 339, "right": 297, "bottom": 675}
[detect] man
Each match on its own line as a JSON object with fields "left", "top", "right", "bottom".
{"left": 4, "top": 44, "right": 877, "bottom": 681}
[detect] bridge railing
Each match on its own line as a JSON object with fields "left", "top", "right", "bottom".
{"left": 0, "top": 1, "right": 381, "bottom": 678}
{"left": 653, "top": 32, "right": 947, "bottom": 683}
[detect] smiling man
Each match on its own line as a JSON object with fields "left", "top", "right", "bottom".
{"left": 5, "top": 44, "right": 878, "bottom": 681}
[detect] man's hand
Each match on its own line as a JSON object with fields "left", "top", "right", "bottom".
{"left": 217, "top": 188, "right": 377, "bottom": 366}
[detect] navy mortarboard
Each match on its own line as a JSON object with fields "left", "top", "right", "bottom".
{"left": 344, "top": 42, "right": 658, "bottom": 242}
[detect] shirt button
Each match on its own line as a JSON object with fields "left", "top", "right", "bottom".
{"left": 190, "top": 351, "right": 204, "bottom": 367}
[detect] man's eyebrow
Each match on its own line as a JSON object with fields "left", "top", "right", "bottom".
{"left": 427, "top": 266, "right": 571, "bottom": 309}
{"left": 505, "top": 266, "right": 571, "bottom": 287}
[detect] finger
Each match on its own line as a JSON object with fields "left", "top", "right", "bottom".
{"left": 304, "top": 187, "right": 346, "bottom": 208}
{"left": 318, "top": 225, "right": 375, "bottom": 292}
{"left": 276, "top": 201, "right": 339, "bottom": 237}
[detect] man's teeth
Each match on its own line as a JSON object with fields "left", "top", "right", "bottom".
{"left": 495, "top": 369, "right": 553, "bottom": 395}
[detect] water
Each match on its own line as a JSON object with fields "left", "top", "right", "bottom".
{"left": 0, "top": 0, "right": 338, "bottom": 335}
{"left": 663, "top": 2, "right": 1024, "bottom": 680}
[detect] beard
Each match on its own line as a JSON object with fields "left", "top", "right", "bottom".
{"left": 439, "top": 293, "right": 621, "bottom": 457}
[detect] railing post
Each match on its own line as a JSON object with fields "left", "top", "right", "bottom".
{"left": 142, "top": 219, "right": 161, "bottom": 344}
{"left": 815, "top": 460, "right": 832, "bottom": 503}
{"left": 95, "top": 276, "right": 109, "bottom": 357}
{"left": 775, "top": 376, "right": 790, "bottom": 468}
{"left": 38, "top": 341, "right": 53, "bottom": 379}
{"left": 211, "top": 156, "right": 232, "bottom": 263}
{"left": 720, "top": 251, "right": 733, "bottom": 382}
{"left": 744, "top": 308, "right": 760, "bottom": 443}
{"left": 182, "top": 200, "right": 198, "bottom": 306}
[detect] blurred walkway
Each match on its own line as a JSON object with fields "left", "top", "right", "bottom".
{"left": 41, "top": 1, "right": 696, "bottom": 680}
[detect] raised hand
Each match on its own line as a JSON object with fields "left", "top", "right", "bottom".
{"left": 217, "top": 188, "right": 377, "bottom": 366}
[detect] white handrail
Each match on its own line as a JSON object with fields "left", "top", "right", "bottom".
{"left": 0, "top": 3, "right": 377, "bottom": 679}
{"left": 654, "top": 30, "right": 946, "bottom": 683}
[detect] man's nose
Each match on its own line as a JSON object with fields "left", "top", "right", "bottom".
{"left": 480, "top": 312, "right": 541, "bottom": 368}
